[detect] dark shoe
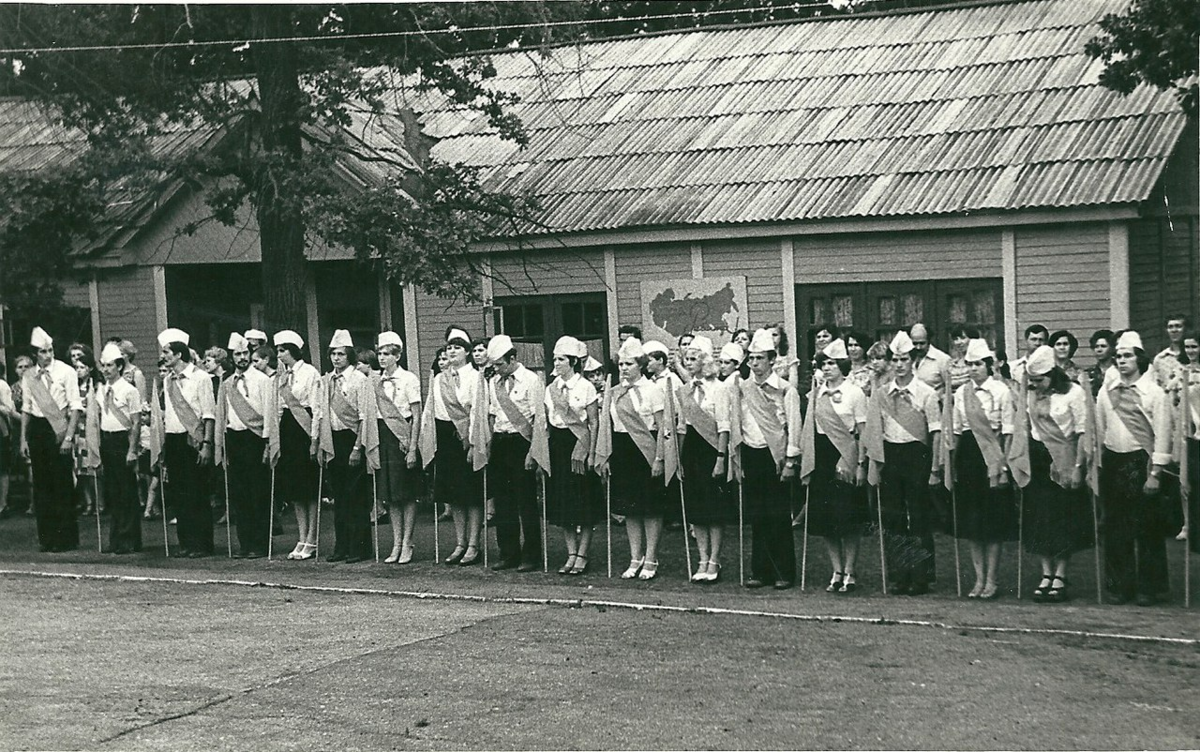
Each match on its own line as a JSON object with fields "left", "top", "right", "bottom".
{"left": 773, "top": 580, "right": 794, "bottom": 590}
{"left": 444, "top": 546, "right": 465, "bottom": 564}
{"left": 458, "top": 547, "right": 480, "bottom": 566}
{"left": 557, "top": 554, "right": 578, "bottom": 574}
{"left": 188, "top": 551, "right": 208, "bottom": 559}
{"left": 327, "top": 553, "right": 349, "bottom": 563}
{"left": 244, "top": 551, "right": 264, "bottom": 559}
{"left": 907, "top": 582, "right": 930, "bottom": 596}
{"left": 745, "top": 578, "right": 766, "bottom": 589}
{"left": 1135, "top": 593, "right": 1156, "bottom": 607}
{"left": 345, "top": 556, "right": 365, "bottom": 564}
{"left": 1106, "top": 592, "right": 1131, "bottom": 605}
{"left": 0, "top": 507, "right": 16, "bottom": 519}
{"left": 517, "top": 561, "right": 539, "bottom": 573}
{"left": 889, "top": 582, "right": 911, "bottom": 596}
{"left": 491, "top": 558, "right": 520, "bottom": 571}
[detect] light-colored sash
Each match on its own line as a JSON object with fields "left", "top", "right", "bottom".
{"left": 816, "top": 392, "right": 859, "bottom": 477}
{"left": 744, "top": 380, "right": 787, "bottom": 468}
{"left": 726, "top": 374, "right": 743, "bottom": 482}
{"left": 24, "top": 371, "right": 69, "bottom": 443}
{"left": 494, "top": 378, "right": 533, "bottom": 441}
{"left": 676, "top": 381, "right": 720, "bottom": 450}
{"left": 548, "top": 382, "right": 590, "bottom": 465}
{"left": 882, "top": 389, "right": 929, "bottom": 444}
{"left": 279, "top": 372, "right": 313, "bottom": 437}
{"left": 963, "top": 385, "right": 1007, "bottom": 478}
{"left": 375, "top": 375, "right": 412, "bottom": 449}
{"left": 592, "top": 380, "right": 614, "bottom": 472}
{"left": 226, "top": 376, "right": 264, "bottom": 436}
{"left": 1028, "top": 393, "right": 1078, "bottom": 488}
{"left": 613, "top": 385, "right": 658, "bottom": 467}
{"left": 164, "top": 373, "right": 205, "bottom": 448}
{"left": 83, "top": 391, "right": 102, "bottom": 470}
{"left": 1109, "top": 384, "right": 1155, "bottom": 456}
{"left": 102, "top": 384, "right": 133, "bottom": 431}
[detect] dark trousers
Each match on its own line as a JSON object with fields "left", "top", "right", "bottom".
{"left": 100, "top": 431, "right": 141, "bottom": 553}
{"left": 328, "top": 429, "right": 371, "bottom": 559}
{"left": 742, "top": 445, "right": 795, "bottom": 584}
{"left": 28, "top": 416, "right": 79, "bottom": 551}
{"left": 164, "top": 432, "right": 212, "bottom": 554}
{"left": 489, "top": 432, "right": 541, "bottom": 564}
{"left": 1100, "top": 449, "right": 1168, "bottom": 599}
{"left": 880, "top": 441, "right": 935, "bottom": 587}
{"left": 226, "top": 429, "right": 270, "bottom": 555}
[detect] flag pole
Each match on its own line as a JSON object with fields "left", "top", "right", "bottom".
{"left": 875, "top": 485, "right": 888, "bottom": 595}
{"left": 373, "top": 474, "right": 380, "bottom": 563}
{"left": 541, "top": 471, "right": 549, "bottom": 573}
{"left": 314, "top": 465, "right": 323, "bottom": 560}
{"left": 93, "top": 474, "right": 103, "bottom": 554}
{"left": 224, "top": 464, "right": 232, "bottom": 558}
{"left": 737, "top": 479, "right": 745, "bottom": 587}
{"left": 268, "top": 468, "right": 276, "bottom": 561}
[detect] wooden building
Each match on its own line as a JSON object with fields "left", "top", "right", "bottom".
{"left": 2, "top": 0, "right": 1195, "bottom": 381}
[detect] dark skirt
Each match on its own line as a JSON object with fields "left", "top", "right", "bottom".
{"left": 952, "top": 432, "right": 1017, "bottom": 543}
{"left": 1022, "top": 439, "right": 1094, "bottom": 557}
{"left": 806, "top": 433, "right": 868, "bottom": 538}
{"left": 681, "top": 428, "right": 731, "bottom": 525}
{"left": 1189, "top": 439, "right": 1199, "bottom": 555}
{"left": 433, "top": 419, "right": 483, "bottom": 509}
{"left": 377, "top": 420, "right": 421, "bottom": 506}
{"left": 609, "top": 431, "right": 666, "bottom": 518}
{"left": 547, "top": 426, "right": 602, "bottom": 528}
{"left": 277, "top": 410, "right": 319, "bottom": 505}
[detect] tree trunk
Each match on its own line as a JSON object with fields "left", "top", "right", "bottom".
{"left": 251, "top": 7, "right": 308, "bottom": 336}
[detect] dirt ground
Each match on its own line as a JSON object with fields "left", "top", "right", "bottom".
{"left": 2, "top": 508, "right": 1199, "bottom": 750}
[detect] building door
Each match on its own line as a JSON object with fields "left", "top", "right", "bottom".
{"left": 796, "top": 279, "right": 1002, "bottom": 366}
{"left": 494, "top": 293, "right": 608, "bottom": 380}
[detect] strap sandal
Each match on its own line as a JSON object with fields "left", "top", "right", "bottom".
{"left": 1033, "top": 576, "right": 1052, "bottom": 602}
{"left": 1047, "top": 576, "right": 1068, "bottom": 603}
{"left": 826, "top": 572, "right": 844, "bottom": 593}
{"left": 621, "top": 558, "right": 644, "bottom": 579}
{"left": 569, "top": 555, "right": 588, "bottom": 575}
{"left": 637, "top": 560, "right": 659, "bottom": 580}
{"left": 558, "top": 554, "right": 578, "bottom": 575}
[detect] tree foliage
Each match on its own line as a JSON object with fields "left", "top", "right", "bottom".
{"left": 1085, "top": 0, "right": 1200, "bottom": 117}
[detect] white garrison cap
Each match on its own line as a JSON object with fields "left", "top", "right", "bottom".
{"left": 617, "top": 337, "right": 646, "bottom": 360}
{"left": 244, "top": 329, "right": 267, "bottom": 343}
{"left": 553, "top": 336, "right": 587, "bottom": 359}
{"left": 158, "top": 328, "right": 189, "bottom": 347}
{"left": 30, "top": 326, "right": 53, "bottom": 349}
{"left": 446, "top": 328, "right": 470, "bottom": 344}
{"left": 687, "top": 336, "right": 714, "bottom": 357}
{"left": 748, "top": 328, "right": 775, "bottom": 354}
{"left": 823, "top": 338, "right": 849, "bottom": 360}
{"left": 1115, "top": 330, "right": 1144, "bottom": 352}
{"left": 486, "top": 334, "right": 515, "bottom": 364}
{"left": 329, "top": 329, "right": 354, "bottom": 349}
{"left": 274, "top": 330, "right": 303, "bottom": 348}
{"left": 377, "top": 331, "right": 403, "bottom": 349}
{"left": 719, "top": 342, "right": 744, "bottom": 362}
{"left": 99, "top": 342, "right": 124, "bottom": 365}
{"left": 889, "top": 330, "right": 914, "bottom": 356}
{"left": 965, "top": 338, "right": 993, "bottom": 362}
{"left": 227, "top": 332, "right": 248, "bottom": 352}
{"left": 1025, "top": 345, "right": 1056, "bottom": 377}
{"left": 643, "top": 340, "right": 669, "bottom": 357}
{"left": 583, "top": 356, "right": 604, "bottom": 373}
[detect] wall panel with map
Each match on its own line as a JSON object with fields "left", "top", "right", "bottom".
{"left": 639, "top": 277, "right": 749, "bottom": 347}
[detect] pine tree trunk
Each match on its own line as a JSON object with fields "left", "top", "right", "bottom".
{"left": 251, "top": 7, "right": 308, "bottom": 336}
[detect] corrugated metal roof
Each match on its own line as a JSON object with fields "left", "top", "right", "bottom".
{"left": 416, "top": 0, "right": 1188, "bottom": 235}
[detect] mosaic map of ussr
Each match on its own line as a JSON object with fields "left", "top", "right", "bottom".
{"left": 639, "top": 277, "right": 749, "bottom": 347}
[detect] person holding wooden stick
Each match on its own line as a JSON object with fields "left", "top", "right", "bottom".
{"left": 269, "top": 330, "right": 321, "bottom": 561}
{"left": 215, "top": 333, "right": 272, "bottom": 558}
{"left": 373, "top": 331, "right": 423, "bottom": 564}
{"left": 93, "top": 342, "right": 143, "bottom": 554}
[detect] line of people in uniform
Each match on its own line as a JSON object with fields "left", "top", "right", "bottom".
{"left": 12, "top": 317, "right": 1199, "bottom": 606}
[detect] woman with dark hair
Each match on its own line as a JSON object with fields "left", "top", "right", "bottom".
{"left": 733, "top": 329, "right": 752, "bottom": 377}
{"left": 355, "top": 347, "right": 380, "bottom": 375}
{"left": 948, "top": 325, "right": 979, "bottom": 393}
{"left": 470, "top": 338, "right": 491, "bottom": 375}
{"left": 270, "top": 330, "right": 322, "bottom": 560}
{"left": 807, "top": 323, "right": 840, "bottom": 386}
{"left": 594, "top": 337, "right": 667, "bottom": 580}
{"left": 545, "top": 336, "right": 600, "bottom": 575}
{"left": 1020, "top": 346, "right": 1093, "bottom": 602}
{"left": 73, "top": 349, "right": 102, "bottom": 516}
{"left": 418, "top": 327, "right": 485, "bottom": 566}
{"left": 312, "top": 330, "right": 378, "bottom": 563}
{"left": 1087, "top": 330, "right": 1116, "bottom": 397}
{"left": 951, "top": 339, "right": 1017, "bottom": 599}
{"left": 718, "top": 342, "right": 744, "bottom": 381}
{"left": 993, "top": 348, "right": 1016, "bottom": 390}
{"left": 1049, "top": 330, "right": 1081, "bottom": 382}
{"left": 770, "top": 322, "right": 800, "bottom": 384}
{"left": 800, "top": 339, "right": 869, "bottom": 594}
{"left": 252, "top": 345, "right": 277, "bottom": 377}
{"left": 845, "top": 330, "right": 874, "bottom": 395}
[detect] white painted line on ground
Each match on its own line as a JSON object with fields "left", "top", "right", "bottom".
{"left": 3, "top": 567, "right": 1196, "bottom": 647}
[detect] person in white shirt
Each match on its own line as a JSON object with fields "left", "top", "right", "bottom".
{"left": 418, "top": 327, "right": 485, "bottom": 566}
{"left": 909, "top": 323, "right": 951, "bottom": 395}
{"left": 738, "top": 329, "right": 802, "bottom": 589}
{"left": 484, "top": 334, "right": 548, "bottom": 572}
{"left": 1009, "top": 324, "right": 1049, "bottom": 387}
{"left": 156, "top": 328, "right": 217, "bottom": 557}
{"left": 0, "top": 362, "right": 16, "bottom": 518}
{"left": 270, "top": 330, "right": 321, "bottom": 560}
{"left": 95, "top": 343, "right": 144, "bottom": 554}
{"left": 19, "top": 327, "right": 83, "bottom": 552}
{"left": 545, "top": 337, "right": 600, "bottom": 576}
{"left": 1096, "top": 331, "right": 1174, "bottom": 606}
{"left": 1020, "top": 346, "right": 1094, "bottom": 603}
{"left": 312, "top": 329, "right": 379, "bottom": 563}
{"left": 951, "top": 339, "right": 1017, "bottom": 599}
{"left": 677, "top": 336, "right": 733, "bottom": 583}
{"left": 868, "top": 331, "right": 941, "bottom": 595}
{"left": 216, "top": 333, "right": 272, "bottom": 558}
{"left": 644, "top": 341, "right": 685, "bottom": 534}
{"left": 373, "top": 332, "right": 422, "bottom": 564}
{"left": 801, "top": 339, "right": 869, "bottom": 594}
{"left": 594, "top": 337, "right": 668, "bottom": 580}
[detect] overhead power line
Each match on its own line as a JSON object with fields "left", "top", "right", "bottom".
{"left": 0, "top": 3, "right": 845, "bottom": 56}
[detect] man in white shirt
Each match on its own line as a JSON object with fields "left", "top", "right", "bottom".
{"left": 1096, "top": 330, "right": 1174, "bottom": 606}
{"left": 1010, "top": 324, "right": 1049, "bottom": 386}
{"left": 218, "top": 332, "right": 272, "bottom": 558}
{"left": 909, "top": 323, "right": 951, "bottom": 394}
{"left": 158, "top": 328, "right": 217, "bottom": 557}
{"left": 485, "top": 334, "right": 547, "bottom": 572}
{"left": 19, "top": 327, "right": 82, "bottom": 552}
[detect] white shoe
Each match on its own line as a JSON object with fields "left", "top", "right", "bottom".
{"left": 1177, "top": 528, "right": 1188, "bottom": 541}
{"left": 286, "top": 542, "right": 304, "bottom": 560}
{"left": 621, "top": 557, "right": 644, "bottom": 579}
{"left": 691, "top": 560, "right": 710, "bottom": 582}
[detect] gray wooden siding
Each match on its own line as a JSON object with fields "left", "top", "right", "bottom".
{"left": 792, "top": 229, "right": 1002, "bottom": 283}
{"left": 413, "top": 285, "right": 481, "bottom": 392}
{"left": 490, "top": 250, "right": 607, "bottom": 297}
{"left": 1014, "top": 223, "right": 1110, "bottom": 354}
{"left": 700, "top": 238, "right": 784, "bottom": 330}
{"left": 614, "top": 243, "right": 691, "bottom": 330}
{"left": 96, "top": 267, "right": 159, "bottom": 363}
{"left": 1130, "top": 215, "right": 1199, "bottom": 353}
